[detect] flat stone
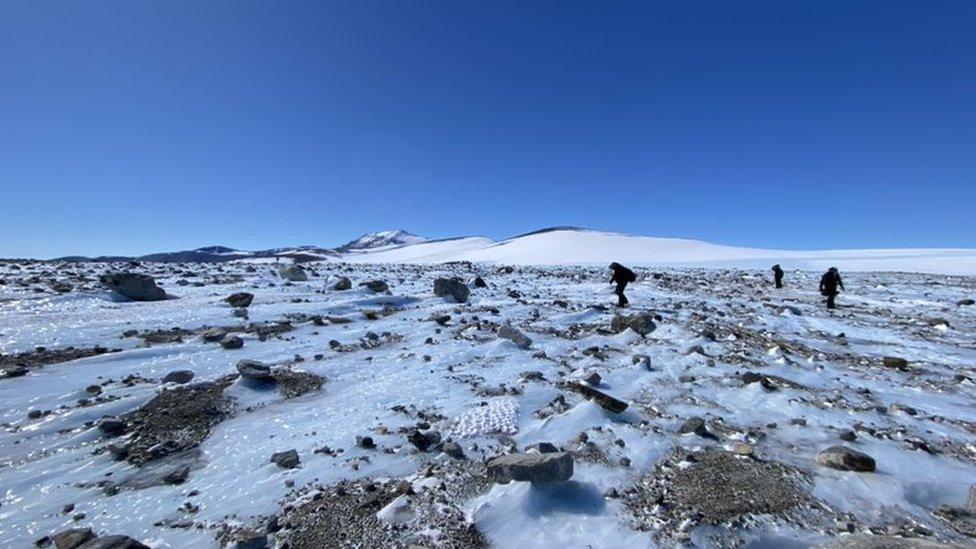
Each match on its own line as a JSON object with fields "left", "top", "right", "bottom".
{"left": 572, "top": 382, "right": 628, "bottom": 413}
{"left": 816, "top": 445, "right": 876, "bottom": 472}
{"left": 486, "top": 450, "right": 573, "bottom": 483}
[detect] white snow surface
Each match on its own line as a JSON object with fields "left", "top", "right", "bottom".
{"left": 2, "top": 262, "right": 976, "bottom": 547}
{"left": 338, "top": 228, "right": 976, "bottom": 275}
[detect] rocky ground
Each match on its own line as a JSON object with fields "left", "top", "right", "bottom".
{"left": 1, "top": 259, "right": 975, "bottom": 547}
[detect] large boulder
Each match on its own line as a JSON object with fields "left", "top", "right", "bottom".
{"left": 486, "top": 450, "right": 573, "bottom": 484}
{"left": 498, "top": 324, "right": 532, "bottom": 349}
{"left": 100, "top": 273, "right": 166, "bottom": 301}
{"left": 278, "top": 265, "right": 308, "bottom": 282}
{"left": 225, "top": 292, "right": 254, "bottom": 308}
{"left": 433, "top": 277, "right": 470, "bottom": 303}
{"left": 815, "top": 445, "right": 876, "bottom": 472}
{"left": 610, "top": 312, "right": 656, "bottom": 336}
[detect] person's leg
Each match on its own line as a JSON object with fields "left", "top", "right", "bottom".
{"left": 827, "top": 293, "right": 836, "bottom": 309}
{"left": 616, "top": 282, "right": 628, "bottom": 306}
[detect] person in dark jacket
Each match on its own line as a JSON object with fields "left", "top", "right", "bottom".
{"left": 772, "top": 264, "right": 784, "bottom": 289}
{"left": 609, "top": 262, "right": 635, "bottom": 307}
{"left": 819, "top": 267, "right": 844, "bottom": 309}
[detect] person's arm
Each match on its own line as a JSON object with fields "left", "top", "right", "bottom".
{"left": 838, "top": 276, "right": 845, "bottom": 291}
{"left": 610, "top": 272, "right": 617, "bottom": 284}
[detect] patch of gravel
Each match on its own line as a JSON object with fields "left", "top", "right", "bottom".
{"left": 627, "top": 448, "right": 824, "bottom": 543}
{"left": 271, "top": 369, "right": 326, "bottom": 399}
{"left": 115, "top": 378, "right": 236, "bottom": 464}
{"left": 0, "top": 345, "right": 119, "bottom": 374}
{"left": 275, "top": 463, "right": 489, "bottom": 548}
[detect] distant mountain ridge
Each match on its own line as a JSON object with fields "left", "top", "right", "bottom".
{"left": 44, "top": 226, "right": 976, "bottom": 275}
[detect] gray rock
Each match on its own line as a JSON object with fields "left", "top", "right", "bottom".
{"left": 526, "top": 442, "right": 560, "bottom": 454}
{"left": 677, "top": 416, "right": 709, "bottom": 437}
{"left": 278, "top": 265, "right": 308, "bottom": 282}
{"left": 225, "top": 292, "right": 254, "bottom": 308}
{"left": 97, "top": 418, "right": 125, "bottom": 436}
{"left": 967, "top": 484, "right": 976, "bottom": 514}
{"left": 100, "top": 273, "right": 166, "bottom": 302}
{"left": 51, "top": 527, "right": 94, "bottom": 549}
{"left": 957, "top": 299, "right": 975, "bottom": 307}
{"left": 162, "top": 370, "right": 195, "bottom": 384}
{"left": 331, "top": 277, "right": 352, "bottom": 291}
{"left": 472, "top": 276, "right": 488, "bottom": 288}
{"left": 232, "top": 307, "right": 248, "bottom": 318}
{"left": 77, "top": 535, "right": 149, "bottom": 549}
{"left": 610, "top": 312, "right": 657, "bottom": 336}
{"left": 407, "top": 429, "right": 442, "bottom": 452}
{"left": 571, "top": 381, "right": 628, "bottom": 413}
{"left": 433, "top": 277, "right": 470, "bottom": 303}
{"left": 161, "top": 465, "right": 190, "bottom": 485}
{"left": 228, "top": 530, "right": 268, "bottom": 549}
{"left": 486, "top": 450, "right": 573, "bottom": 483}
{"left": 201, "top": 328, "right": 227, "bottom": 342}
{"left": 632, "top": 354, "right": 652, "bottom": 370}
{"left": 220, "top": 334, "right": 244, "bottom": 350}
{"left": 361, "top": 280, "right": 388, "bottom": 293}
{"left": 882, "top": 356, "right": 909, "bottom": 370}
{"left": 817, "top": 535, "right": 965, "bottom": 548}
{"left": 271, "top": 449, "right": 300, "bottom": 469}
{"left": 816, "top": 445, "right": 876, "bottom": 472}
{"left": 498, "top": 324, "right": 532, "bottom": 349}
{"left": 442, "top": 441, "right": 465, "bottom": 459}
{"left": 236, "top": 360, "right": 272, "bottom": 381}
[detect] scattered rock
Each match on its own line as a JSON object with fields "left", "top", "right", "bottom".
{"left": 677, "top": 416, "right": 709, "bottom": 437}
{"left": 236, "top": 360, "right": 272, "bottom": 381}
{"left": 610, "top": 312, "right": 657, "bottom": 336}
{"left": 498, "top": 324, "right": 532, "bottom": 349}
{"left": 433, "top": 277, "right": 470, "bottom": 303}
{"left": 220, "top": 334, "right": 244, "bottom": 350}
{"left": 361, "top": 280, "right": 388, "bottom": 293}
{"left": 97, "top": 418, "right": 125, "bottom": 437}
{"left": 225, "top": 292, "right": 254, "bottom": 308}
{"left": 816, "top": 445, "right": 876, "bottom": 472}
{"left": 162, "top": 370, "right": 195, "bottom": 384}
{"left": 571, "top": 381, "right": 628, "bottom": 413}
{"left": 271, "top": 449, "right": 300, "bottom": 469}
{"left": 51, "top": 527, "right": 95, "bottom": 549}
{"left": 331, "top": 277, "right": 352, "bottom": 291}
{"left": 882, "top": 356, "right": 910, "bottom": 371}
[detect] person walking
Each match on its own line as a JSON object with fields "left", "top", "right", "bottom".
{"left": 609, "top": 262, "right": 636, "bottom": 307}
{"left": 819, "top": 267, "right": 845, "bottom": 309}
{"left": 772, "top": 264, "right": 784, "bottom": 289}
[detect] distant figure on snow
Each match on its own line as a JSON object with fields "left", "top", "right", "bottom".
{"left": 819, "top": 267, "right": 845, "bottom": 309}
{"left": 609, "top": 262, "right": 636, "bottom": 307}
{"left": 772, "top": 264, "right": 784, "bottom": 289}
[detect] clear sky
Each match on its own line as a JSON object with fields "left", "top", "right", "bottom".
{"left": 2, "top": 1, "right": 974, "bottom": 258}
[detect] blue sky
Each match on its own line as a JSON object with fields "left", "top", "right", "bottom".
{"left": 2, "top": 1, "right": 974, "bottom": 258}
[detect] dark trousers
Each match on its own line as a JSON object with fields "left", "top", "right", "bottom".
{"left": 615, "top": 282, "right": 629, "bottom": 306}
{"left": 775, "top": 277, "right": 783, "bottom": 289}
{"left": 826, "top": 292, "right": 837, "bottom": 309}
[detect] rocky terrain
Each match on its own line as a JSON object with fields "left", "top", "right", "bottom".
{"left": 1, "top": 259, "right": 976, "bottom": 548}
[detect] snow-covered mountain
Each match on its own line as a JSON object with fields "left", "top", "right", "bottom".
{"left": 337, "top": 230, "right": 428, "bottom": 252}
{"left": 342, "top": 227, "right": 976, "bottom": 275}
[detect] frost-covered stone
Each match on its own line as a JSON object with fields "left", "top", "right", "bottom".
{"left": 278, "top": 265, "right": 308, "bottom": 282}
{"left": 486, "top": 450, "right": 573, "bottom": 483}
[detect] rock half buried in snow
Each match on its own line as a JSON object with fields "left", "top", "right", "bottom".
{"left": 361, "top": 280, "right": 389, "bottom": 293}
{"left": 161, "top": 370, "right": 194, "bottom": 384}
{"left": 882, "top": 356, "right": 910, "bottom": 371}
{"left": 815, "top": 445, "right": 876, "bottom": 472}
{"left": 278, "top": 265, "right": 308, "bottom": 282}
{"left": 498, "top": 324, "right": 532, "bottom": 349}
{"left": 225, "top": 292, "right": 254, "bottom": 308}
{"left": 330, "top": 276, "right": 352, "bottom": 291}
{"left": 486, "top": 450, "right": 574, "bottom": 484}
{"left": 610, "top": 312, "right": 657, "bottom": 336}
{"left": 100, "top": 272, "right": 166, "bottom": 301}
{"left": 571, "top": 381, "right": 628, "bottom": 413}
{"left": 271, "top": 449, "right": 300, "bottom": 469}
{"left": 433, "top": 277, "right": 470, "bottom": 303}
{"left": 236, "top": 360, "right": 272, "bottom": 381}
